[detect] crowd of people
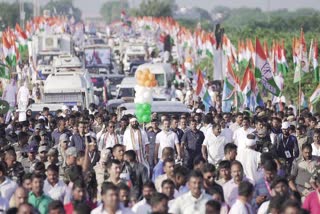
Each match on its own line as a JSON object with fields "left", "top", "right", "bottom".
{"left": 0, "top": 91, "right": 319, "bottom": 214}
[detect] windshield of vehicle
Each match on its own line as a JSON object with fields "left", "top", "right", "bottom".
{"left": 155, "top": 74, "right": 165, "bottom": 87}
{"left": 84, "top": 48, "right": 111, "bottom": 68}
{"left": 117, "top": 88, "right": 135, "bottom": 98}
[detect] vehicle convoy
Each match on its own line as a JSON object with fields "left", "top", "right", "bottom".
{"left": 115, "top": 77, "right": 136, "bottom": 102}
{"left": 43, "top": 71, "right": 97, "bottom": 110}
{"left": 83, "top": 44, "right": 124, "bottom": 99}
{"left": 122, "top": 43, "right": 147, "bottom": 73}
{"left": 29, "top": 33, "right": 73, "bottom": 81}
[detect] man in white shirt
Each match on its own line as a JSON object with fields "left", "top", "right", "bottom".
{"left": 131, "top": 181, "right": 155, "bottom": 214}
{"left": 171, "top": 170, "right": 211, "bottom": 214}
{"left": 229, "top": 113, "right": 243, "bottom": 132}
{"left": 0, "top": 162, "right": 17, "bottom": 200}
{"left": 43, "top": 164, "right": 70, "bottom": 204}
{"left": 233, "top": 117, "right": 255, "bottom": 151}
{"left": 91, "top": 182, "right": 134, "bottom": 214}
{"left": 202, "top": 124, "right": 227, "bottom": 165}
{"left": 311, "top": 129, "right": 320, "bottom": 157}
{"left": 223, "top": 161, "right": 251, "bottom": 207}
{"left": 220, "top": 119, "right": 233, "bottom": 144}
{"left": 200, "top": 114, "right": 213, "bottom": 136}
{"left": 154, "top": 119, "right": 180, "bottom": 163}
{"left": 229, "top": 181, "right": 254, "bottom": 214}
{"left": 98, "top": 121, "right": 120, "bottom": 150}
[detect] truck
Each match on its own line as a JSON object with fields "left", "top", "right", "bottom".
{"left": 43, "top": 71, "right": 97, "bottom": 110}
{"left": 29, "top": 33, "right": 73, "bottom": 81}
{"left": 83, "top": 44, "right": 124, "bottom": 98}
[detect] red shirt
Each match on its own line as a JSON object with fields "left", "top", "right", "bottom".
{"left": 302, "top": 191, "right": 320, "bottom": 214}
{"left": 64, "top": 201, "right": 97, "bottom": 214}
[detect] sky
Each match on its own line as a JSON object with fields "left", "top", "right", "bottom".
{"left": 18, "top": 0, "right": 320, "bottom": 17}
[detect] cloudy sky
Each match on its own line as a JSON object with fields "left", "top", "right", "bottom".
{"left": 20, "top": 0, "right": 320, "bottom": 17}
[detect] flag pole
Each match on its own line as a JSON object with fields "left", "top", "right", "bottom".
{"left": 298, "top": 28, "right": 303, "bottom": 117}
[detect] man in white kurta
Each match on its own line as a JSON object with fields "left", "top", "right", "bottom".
{"left": 2, "top": 79, "right": 17, "bottom": 123}
{"left": 17, "top": 81, "right": 30, "bottom": 113}
{"left": 236, "top": 135, "right": 261, "bottom": 184}
{"left": 123, "top": 118, "right": 150, "bottom": 173}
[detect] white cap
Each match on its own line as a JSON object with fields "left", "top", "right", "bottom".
{"left": 196, "top": 109, "right": 203, "bottom": 114}
{"left": 245, "top": 138, "right": 257, "bottom": 147}
{"left": 130, "top": 117, "right": 137, "bottom": 123}
{"left": 281, "top": 122, "right": 290, "bottom": 129}
{"left": 61, "top": 105, "right": 69, "bottom": 111}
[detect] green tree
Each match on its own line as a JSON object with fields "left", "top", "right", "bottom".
{"left": 100, "top": 0, "right": 129, "bottom": 24}
{"left": 43, "top": 0, "right": 82, "bottom": 22}
{"left": 0, "top": 2, "right": 19, "bottom": 29}
{"left": 131, "top": 0, "right": 175, "bottom": 17}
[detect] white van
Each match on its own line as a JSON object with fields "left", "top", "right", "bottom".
{"left": 115, "top": 77, "right": 136, "bottom": 102}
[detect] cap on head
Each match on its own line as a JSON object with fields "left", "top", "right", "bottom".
{"left": 47, "top": 148, "right": 58, "bottom": 156}
{"left": 38, "top": 145, "right": 49, "bottom": 153}
{"left": 59, "top": 133, "right": 70, "bottom": 142}
{"left": 281, "top": 122, "right": 290, "bottom": 129}
{"left": 66, "top": 147, "right": 77, "bottom": 157}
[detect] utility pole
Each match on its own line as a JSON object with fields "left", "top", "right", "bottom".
{"left": 20, "top": 0, "right": 25, "bottom": 29}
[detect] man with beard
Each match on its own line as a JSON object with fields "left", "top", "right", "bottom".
{"left": 150, "top": 193, "right": 169, "bottom": 214}
{"left": 43, "top": 164, "right": 69, "bottom": 204}
{"left": 123, "top": 117, "right": 150, "bottom": 174}
{"left": 289, "top": 143, "right": 318, "bottom": 197}
{"left": 201, "top": 163, "right": 223, "bottom": 196}
{"left": 271, "top": 122, "right": 299, "bottom": 175}
{"left": 147, "top": 119, "right": 161, "bottom": 170}
{"left": 131, "top": 181, "right": 155, "bottom": 214}
{"left": 257, "top": 177, "right": 291, "bottom": 214}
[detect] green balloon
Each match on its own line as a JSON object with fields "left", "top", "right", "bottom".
{"left": 142, "top": 114, "right": 151, "bottom": 123}
{"left": 144, "top": 108, "right": 151, "bottom": 115}
{"left": 142, "top": 103, "right": 151, "bottom": 111}
{"left": 135, "top": 108, "right": 143, "bottom": 118}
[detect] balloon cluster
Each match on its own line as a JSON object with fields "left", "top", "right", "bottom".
{"left": 134, "top": 69, "right": 157, "bottom": 123}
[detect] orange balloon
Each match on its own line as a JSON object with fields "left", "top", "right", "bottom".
{"left": 138, "top": 79, "right": 144, "bottom": 86}
{"left": 145, "top": 80, "right": 151, "bottom": 87}
{"left": 148, "top": 73, "right": 155, "bottom": 81}
{"left": 142, "top": 68, "right": 150, "bottom": 76}
{"left": 151, "top": 80, "right": 157, "bottom": 87}
{"left": 136, "top": 70, "right": 143, "bottom": 80}
{"left": 141, "top": 74, "right": 148, "bottom": 82}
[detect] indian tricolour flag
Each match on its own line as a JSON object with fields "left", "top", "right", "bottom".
{"left": 277, "top": 41, "right": 289, "bottom": 75}
{"left": 205, "top": 34, "right": 214, "bottom": 58}
{"left": 222, "top": 60, "right": 242, "bottom": 112}
{"left": 310, "top": 39, "right": 319, "bottom": 83}
{"left": 196, "top": 69, "right": 212, "bottom": 111}
{"left": 2, "top": 32, "right": 16, "bottom": 67}
{"left": 255, "top": 38, "right": 281, "bottom": 96}
{"left": 310, "top": 84, "right": 320, "bottom": 105}
{"left": 15, "top": 23, "right": 28, "bottom": 52}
